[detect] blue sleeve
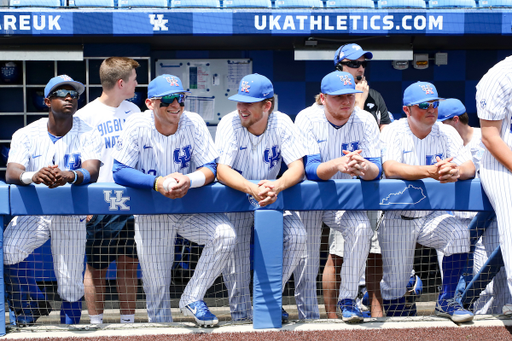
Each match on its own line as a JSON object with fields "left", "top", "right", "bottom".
{"left": 304, "top": 154, "right": 322, "bottom": 181}
{"left": 365, "top": 156, "right": 382, "bottom": 180}
{"left": 113, "top": 160, "right": 156, "bottom": 189}
{"left": 198, "top": 161, "right": 217, "bottom": 178}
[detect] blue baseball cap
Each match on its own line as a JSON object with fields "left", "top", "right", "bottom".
{"left": 403, "top": 81, "right": 444, "bottom": 106}
{"left": 44, "top": 75, "right": 85, "bottom": 98}
{"left": 437, "top": 98, "right": 466, "bottom": 122}
{"left": 321, "top": 71, "right": 363, "bottom": 96}
{"left": 148, "top": 74, "right": 190, "bottom": 99}
{"left": 229, "top": 74, "right": 274, "bottom": 103}
{"left": 334, "top": 43, "right": 373, "bottom": 66}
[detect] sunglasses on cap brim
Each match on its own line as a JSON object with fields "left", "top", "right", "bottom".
{"left": 49, "top": 89, "right": 80, "bottom": 99}
{"left": 158, "top": 93, "right": 186, "bottom": 107}
{"left": 412, "top": 101, "right": 440, "bottom": 110}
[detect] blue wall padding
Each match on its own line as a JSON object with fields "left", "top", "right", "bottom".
{"left": 253, "top": 210, "right": 283, "bottom": 329}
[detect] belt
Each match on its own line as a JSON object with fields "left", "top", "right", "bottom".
{"left": 400, "top": 215, "right": 420, "bottom": 220}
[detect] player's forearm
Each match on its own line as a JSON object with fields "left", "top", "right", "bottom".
{"left": 458, "top": 161, "right": 476, "bottom": 180}
{"left": 383, "top": 161, "right": 436, "bottom": 180}
{"left": 482, "top": 132, "right": 512, "bottom": 173}
{"left": 360, "top": 160, "right": 380, "bottom": 181}
{"left": 316, "top": 158, "right": 343, "bottom": 180}
{"left": 217, "top": 164, "right": 257, "bottom": 195}
{"left": 275, "top": 159, "right": 304, "bottom": 192}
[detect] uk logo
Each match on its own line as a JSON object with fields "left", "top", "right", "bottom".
{"left": 104, "top": 190, "right": 130, "bottom": 211}
{"left": 241, "top": 81, "right": 250, "bottom": 93}
{"left": 338, "top": 75, "right": 352, "bottom": 85}
{"left": 342, "top": 141, "right": 359, "bottom": 152}
{"left": 263, "top": 145, "right": 281, "bottom": 169}
{"left": 166, "top": 76, "right": 179, "bottom": 87}
{"left": 420, "top": 85, "right": 434, "bottom": 95}
{"left": 426, "top": 153, "right": 444, "bottom": 165}
{"left": 149, "top": 14, "right": 168, "bottom": 31}
{"left": 64, "top": 153, "right": 81, "bottom": 170}
{"left": 174, "top": 145, "right": 192, "bottom": 169}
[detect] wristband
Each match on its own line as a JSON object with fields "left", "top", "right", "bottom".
{"left": 70, "top": 170, "right": 78, "bottom": 184}
{"left": 154, "top": 176, "right": 162, "bottom": 191}
{"left": 75, "top": 168, "right": 91, "bottom": 185}
{"left": 186, "top": 171, "right": 206, "bottom": 188}
{"left": 20, "top": 171, "right": 36, "bottom": 185}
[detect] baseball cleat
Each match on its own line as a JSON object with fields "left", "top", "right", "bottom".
{"left": 405, "top": 275, "right": 423, "bottom": 307}
{"left": 435, "top": 298, "right": 474, "bottom": 323}
{"left": 181, "top": 300, "right": 218, "bottom": 327}
{"left": 281, "top": 307, "right": 289, "bottom": 323}
{"left": 337, "top": 299, "right": 364, "bottom": 323}
{"left": 503, "top": 304, "right": 512, "bottom": 317}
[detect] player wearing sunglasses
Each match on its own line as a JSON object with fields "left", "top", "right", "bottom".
{"left": 333, "top": 43, "right": 391, "bottom": 131}
{"left": 378, "top": 81, "right": 475, "bottom": 322}
{"left": 112, "top": 74, "right": 236, "bottom": 326}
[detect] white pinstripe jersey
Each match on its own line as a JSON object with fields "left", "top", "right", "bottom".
{"left": 76, "top": 99, "right": 140, "bottom": 183}
{"left": 381, "top": 118, "right": 471, "bottom": 168}
{"left": 381, "top": 118, "right": 471, "bottom": 217}
{"left": 8, "top": 116, "right": 102, "bottom": 172}
{"left": 295, "top": 103, "right": 381, "bottom": 180}
{"left": 476, "top": 56, "right": 512, "bottom": 161}
{"left": 216, "top": 111, "right": 306, "bottom": 180}
{"left": 112, "top": 110, "right": 217, "bottom": 176}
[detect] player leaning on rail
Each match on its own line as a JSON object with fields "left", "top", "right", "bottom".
{"left": 3, "top": 75, "right": 102, "bottom": 325}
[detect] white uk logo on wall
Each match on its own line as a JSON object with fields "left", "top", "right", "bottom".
{"left": 104, "top": 190, "right": 130, "bottom": 211}
{"left": 149, "top": 14, "right": 168, "bottom": 31}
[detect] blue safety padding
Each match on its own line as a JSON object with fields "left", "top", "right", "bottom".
{"left": 0, "top": 216, "right": 6, "bottom": 336}
{"left": 171, "top": 0, "right": 220, "bottom": 7}
{"left": 9, "top": 182, "right": 284, "bottom": 215}
{"left": 69, "top": 0, "right": 114, "bottom": 7}
{"left": 429, "top": 0, "right": 475, "bottom": 7}
{"left": 222, "top": 0, "right": 272, "bottom": 8}
{"left": 274, "top": 0, "right": 323, "bottom": 8}
{"left": 377, "top": 0, "right": 426, "bottom": 8}
{"left": 118, "top": 0, "right": 168, "bottom": 6}
{"left": 325, "top": 0, "right": 375, "bottom": 8}
{"left": 253, "top": 210, "right": 283, "bottom": 329}
{"left": 0, "top": 182, "right": 9, "bottom": 215}
{"left": 478, "top": 0, "right": 512, "bottom": 6}
{"left": 9, "top": 0, "right": 61, "bottom": 6}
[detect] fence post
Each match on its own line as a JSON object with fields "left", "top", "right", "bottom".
{"left": 253, "top": 209, "right": 283, "bottom": 329}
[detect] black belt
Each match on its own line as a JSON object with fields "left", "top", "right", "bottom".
{"left": 401, "top": 215, "right": 420, "bottom": 220}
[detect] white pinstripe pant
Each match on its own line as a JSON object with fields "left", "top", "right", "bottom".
{"left": 379, "top": 211, "right": 469, "bottom": 300}
{"left": 293, "top": 210, "right": 373, "bottom": 320}
{"left": 134, "top": 213, "right": 236, "bottom": 323}
{"left": 222, "top": 211, "right": 306, "bottom": 321}
{"left": 3, "top": 215, "right": 86, "bottom": 303}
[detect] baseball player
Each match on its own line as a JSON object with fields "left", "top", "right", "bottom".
{"left": 3, "top": 75, "right": 102, "bottom": 325}
{"left": 323, "top": 43, "right": 392, "bottom": 319}
{"left": 112, "top": 74, "right": 236, "bottom": 326}
{"left": 75, "top": 57, "right": 140, "bottom": 324}
{"left": 438, "top": 98, "right": 508, "bottom": 314}
{"left": 380, "top": 81, "right": 474, "bottom": 322}
{"left": 476, "top": 56, "right": 512, "bottom": 316}
{"left": 294, "top": 71, "right": 380, "bottom": 323}
{"left": 216, "top": 73, "right": 307, "bottom": 322}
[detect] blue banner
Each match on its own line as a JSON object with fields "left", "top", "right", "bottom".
{"left": 0, "top": 9, "right": 510, "bottom": 36}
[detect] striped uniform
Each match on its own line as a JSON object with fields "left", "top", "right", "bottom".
{"left": 294, "top": 103, "right": 377, "bottom": 320}
{"left": 76, "top": 99, "right": 140, "bottom": 266}
{"left": 215, "top": 110, "right": 307, "bottom": 321}
{"left": 4, "top": 116, "right": 102, "bottom": 302}
{"left": 112, "top": 109, "right": 236, "bottom": 323}
{"left": 476, "top": 56, "right": 512, "bottom": 309}
{"left": 379, "top": 118, "right": 471, "bottom": 300}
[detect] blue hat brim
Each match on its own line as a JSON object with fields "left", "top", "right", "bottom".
{"left": 150, "top": 89, "right": 191, "bottom": 98}
{"left": 405, "top": 97, "right": 445, "bottom": 106}
{"left": 325, "top": 89, "right": 363, "bottom": 96}
{"left": 437, "top": 113, "right": 456, "bottom": 122}
{"left": 46, "top": 81, "right": 85, "bottom": 98}
{"left": 347, "top": 51, "right": 373, "bottom": 60}
{"left": 228, "top": 94, "right": 268, "bottom": 103}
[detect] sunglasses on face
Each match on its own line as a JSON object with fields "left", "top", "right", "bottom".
{"left": 49, "top": 89, "right": 79, "bottom": 99}
{"left": 339, "top": 60, "right": 368, "bottom": 69}
{"left": 159, "top": 93, "right": 186, "bottom": 107}
{"left": 413, "top": 101, "right": 440, "bottom": 110}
